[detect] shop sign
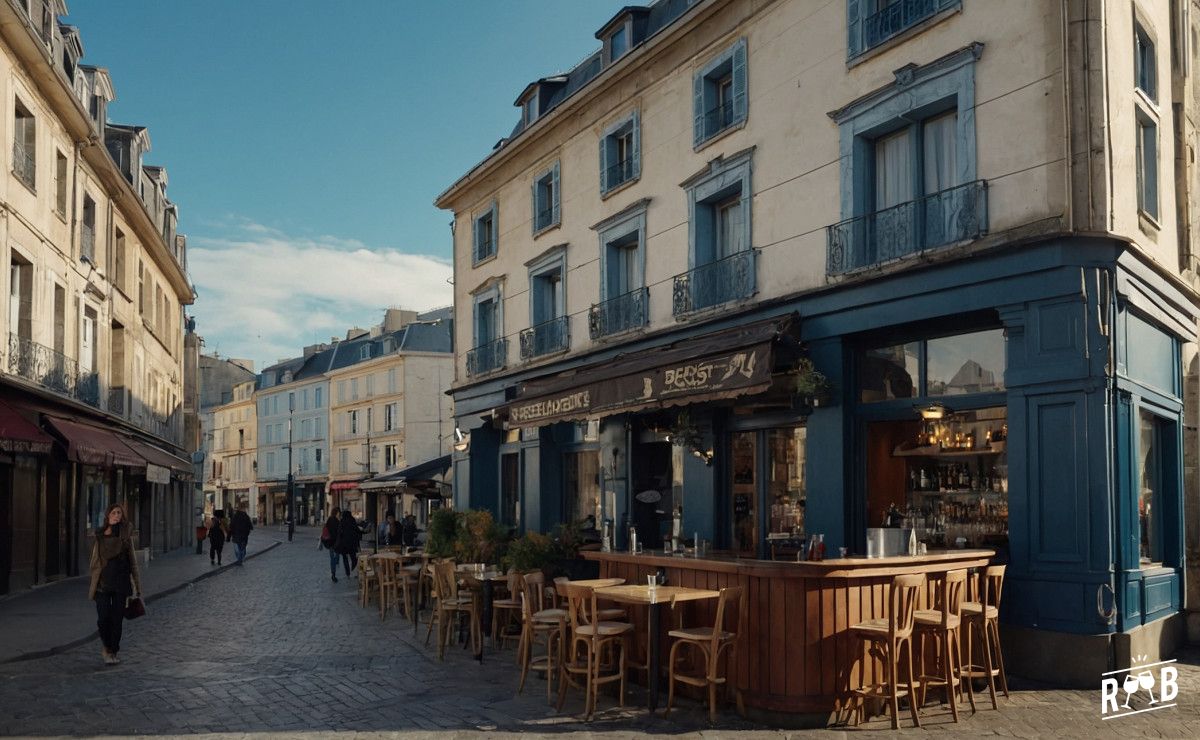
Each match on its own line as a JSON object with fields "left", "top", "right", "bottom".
{"left": 602, "top": 345, "right": 771, "bottom": 410}
{"left": 1100, "top": 656, "right": 1178, "bottom": 720}
{"left": 509, "top": 389, "right": 592, "bottom": 425}
{"left": 145, "top": 463, "right": 170, "bottom": 485}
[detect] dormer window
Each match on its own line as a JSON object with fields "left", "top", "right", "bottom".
{"left": 608, "top": 25, "right": 629, "bottom": 61}
{"left": 360, "top": 345, "right": 371, "bottom": 361}
{"left": 522, "top": 95, "right": 539, "bottom": 126}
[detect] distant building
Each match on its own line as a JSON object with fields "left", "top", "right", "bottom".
{"left": 196, "top": 353, "right": 256, "bottom": 515}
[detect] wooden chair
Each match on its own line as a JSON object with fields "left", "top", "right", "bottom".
{"left": 376, "top": 555, "right": 401, "bottom": 621}
{"left": 849, "top": 573, "right": 924, "bottom": 729}
{"left": 914, "top": 569, "right": 968, "bottom": 721}
{"left": 962, "top": 565, "right": 1009, "bottom": 710}
{"left": 432, "top": 560, "right": 480, "bottom": 660}
{"left": 491, "top": 571, "right": 524, "bottom": 650}
{"left": 517, "top": 572, "right": 566, "bottom": 702}
{"left": 357, "top": 556, "right": 378, "bottom": 609}
{"left": 665, "top": 585, "right": 746, "bottom": 723}
{"left": 556, "top": 581, "right": 633, "bottom": 719}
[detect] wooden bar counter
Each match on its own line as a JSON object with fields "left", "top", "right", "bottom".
{"left": 583, "top": 548, "right": 994, "bottom": 721}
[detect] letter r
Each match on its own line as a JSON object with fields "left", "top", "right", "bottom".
{"left": 1100, "top": 678, "right": 1119, "bottom": 713}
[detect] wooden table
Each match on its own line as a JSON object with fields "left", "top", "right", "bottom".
{"left": 594, "top": 584, "right": 719, "bottom": 711}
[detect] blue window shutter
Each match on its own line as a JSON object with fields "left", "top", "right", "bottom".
{"left": 732, "top": 39, "right": 748, "bottom": 125}
{"left": 472, "top": 215, "right": 480, "bottom": 262}
{"left": 847, "top": 0, "right": 863, "bottom": 58}
{"left": 599, "top": 135, "right": 609, "bottom": 195}
{"left": 531, "top": 178, "right": 538, "bottom": 233}
{"left": 693, "top": 72, "right": 705, "bottom": 147}
{"left": 631, "top": 110, "right": 641, "bottom": 180}
{"left": 551, "top": 161, "right": 561, "bottom": 226}
{"left": 490, "top": 200, "right": 498, "bottom": 256}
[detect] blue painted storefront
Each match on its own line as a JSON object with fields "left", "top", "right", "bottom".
{"left": 452, "top": 238, "right": 1197, "bottom": 684}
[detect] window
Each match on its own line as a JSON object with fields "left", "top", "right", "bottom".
{"left": 13, "top": 98, "right": 35, "bottom": 189}
{"left": 475, "top": 295, "right": 498, "bottom": 348}
{"left": 829, "top": 44, "right": 983, "bottom": 275}
{"left": 54, "top": 150, "right": 66, "bottom": 216}
{"left": 384, "top": 444, "right": 399, "bottom": 469}
{"left": 238, "top": 429, "right": 244, "bottom": 449}
{"left": 522, "top": 95, "right": 538, "bottom": 127}
{"left": 384, "top": 402, "right": 396, "bottom": 431}
{"left": 365, "top": 374, "right": 374, "bottom": 396}
{"left": 137, "top": 260, "right": 144, "bottom": 315}
{"left": 468, "top": 285, "right": 506, "bottom": 376}
{"left": 1136, "top": 111, "right": 1159, "bottom": 222}
{"left": 301, "top": 419, "right": 311, "bottom": 439}
{"left": 113, "top": 229, "right": 126, "bottom": 293}
{"left": 848, "top": 0, "right": 960, "bottom": 58}
{"left": 387, "top": 368, "right": 397, "bottom": 394}
{"left": 692, "top": 39, "right": 747, "bottom": 147}
{"left": 600, "top": 111, "right": 640, "bottom": 195}
{"left": 1138, "top": 410, "right": 1166, "bottom": 565}
{"left": 1135, "top": 20, "right": 1157, "bottom": 101}
{"left": 351, "top": 378, "right": 359, "bottom": 400}
{"left": 522, "top": 249, "right": 568, "bottom": 359}
{"left": 339, "top": 448, "right": 348, "bottom": 473}
{"left": 473, "top": 202, "right": 497, "bottom": 263}
{"left": 349, "top": 410, "right": 359, "bottom": 435}
{"left": 859, "top": 329, "right": 1005, "bottom": 402}
{"left": 564, "top": 451, "right": 601, "bottom": 525}
{"left": 315, "top": 448, "right": 323, "bottom": 470}
{"left": 302, "top": 388, "right": 309, "bottom": 410}
{"left": 677, "top": 149, "right": 755, "bottom": 315}
{"left": 359, "top": 345, "right": 370, "bottom": 361}
{"left": 592, "top": 204, "right": 648, "bottom": 338}
{"left": 266, "top": 451, "right": 275, "bottom": 474}
{"left": 337, "top": 380, "right": 346, "bottom": 403}
{"left": 531, "top": 161, "right": 560, "bottom": 234}
{"left": 608, "top": 24, "right": 629, "bottom": 61}
{"left": 314, "top": 386, "right": 323, "bottom": 408}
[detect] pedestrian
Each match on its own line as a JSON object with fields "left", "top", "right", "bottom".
{"left": 321, "top": 508, "right": 341, "bottom": 582}
{"left": 88, "top": 503, "right": 142, "bottom": 666}
{"left": 207, "top": 513, "right": 228, "bottom": 565}
{"left": 400, "top": 514, "right": 419, "bottom": 548}
{"left": 378, "top": 512, "right": 399, "bottom": 547}
{"left": 335, "top": 509, "right": 362, "bottom": 577}
{"left": 229, "top": 502, "right": 254, "bottom": 566}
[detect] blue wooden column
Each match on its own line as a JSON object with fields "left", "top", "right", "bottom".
{"left": 804, "top": 336, "right": 848, "bottom": 550}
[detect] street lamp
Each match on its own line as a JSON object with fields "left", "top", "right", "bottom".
{"left": 286, "top": 395, "right": 295, "bottom": 542}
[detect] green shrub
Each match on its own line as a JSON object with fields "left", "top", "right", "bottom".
{"left": 425, "top": 508, "right": 461, "bottom": 558}
{"left": 506, "top": 531, "right": 555, "bottom": 573}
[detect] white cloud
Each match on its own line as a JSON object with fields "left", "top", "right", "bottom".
{"left": 188, "top": 221, "right": 452, "bottom": 368}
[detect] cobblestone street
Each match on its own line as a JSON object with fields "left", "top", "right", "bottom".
{"left": 1, "top": 536, "right": 1197, "bottom": 739}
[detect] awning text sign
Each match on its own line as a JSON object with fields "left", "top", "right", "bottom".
{"left": 509, "top": 389, "right": 592, "bottom": 425}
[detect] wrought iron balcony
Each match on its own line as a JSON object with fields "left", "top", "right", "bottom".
{"left": 589, "top": 287, "right": 648, "bottom": 339}
{"left": 672, "top": 250, "right": 757, "bottom": 316}
{"left": 466, "top": 338, "right": 508, "bottom": 377}
{"left": 519, "top": 316, "right": 570, "bottom": 360}
{"left": 6, "top": 333, "right": 102, "bottom": 409}
{"left": 603, "top": 158, "right": 635, "bottom": 191}
{"left": 826, "top": 180, "right": 988, "bottom": 276}
{"left": 864, "top": 0, "right": 956, "bottom": 51}
{"left": 12, "top": 141, "right": 34, "bottom": 189}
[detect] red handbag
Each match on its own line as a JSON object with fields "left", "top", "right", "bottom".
{"left": 125, "top": 596, "right": 146, "bottom": 619}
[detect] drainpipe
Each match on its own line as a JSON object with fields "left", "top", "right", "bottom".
{"left": 1060, "top": 0, "right": 1074, "bottom": 232}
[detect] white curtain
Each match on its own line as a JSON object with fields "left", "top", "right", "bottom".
{"left": 922, "top": 112, "right": 958, "bottom": 194}
{"left": 874, "top": 129, "right": 912, "bottom": 210}
{"left": 717, "top": 198, "right": 745, "bottom": 259}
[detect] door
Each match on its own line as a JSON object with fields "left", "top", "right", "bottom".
{"left": 80, "top": 311, "right": 96, "bottom": 374}
{"left": 729, "top": 431, "right": 757, "bottom": 556}
{"left": 500, "top": 453, "right": 520, "bottom": 528}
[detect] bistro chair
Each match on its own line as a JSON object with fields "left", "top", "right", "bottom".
{"left": 665, "top": 585, "right": 746, "bottom": 723}
{"left": 357, "top": 556, "right": 378, "bottom": 609}
{"left": 491, "top": 571, "right": 524, "bottom": 650}
{"left": 517, "top": 573, "right": 567, "bottom": 702}
{"left": 961, "top": 565, "right": 1009, "bottom": 710}
{"left": 849, "top": 573, "right": 924, "bottom": 729}
{"left": 375, "top": 555, "right": 401, "bottom": 621}
{"left": 913, "top": 569, "right": 968, "bottom": 721}
{"left": 432, "top": 560, "right": 480, "bottom": 660}
{"left": 556, "top": 581, "right": 634, "bottom": 719}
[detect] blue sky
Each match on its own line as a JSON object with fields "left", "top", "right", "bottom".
{"left": 65, "top": 0, "right": 630, "bottom": 367}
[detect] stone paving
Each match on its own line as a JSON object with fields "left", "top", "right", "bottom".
{"left": 0, "top": 533, "right": 1197, "bottom": 739}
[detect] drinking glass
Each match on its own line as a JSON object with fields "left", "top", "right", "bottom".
{"left": 1121, "top": 674, "right": 1140, "bottom": 708}
{"left": 647, "top": 575, "right": 656, "bottom": 591}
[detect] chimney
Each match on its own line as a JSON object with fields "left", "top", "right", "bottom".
{"left": 383, "top": 308, "right": 418, "bottom": 333}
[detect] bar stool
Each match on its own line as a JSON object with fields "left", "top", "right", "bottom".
{"left": 849, "top": 573, "right": 924, "bottom": 729}
{"left": 517, "top": 573, "right": 565, "bottom": 702}
{"left": 665, "top": 585, "right": 746, "bottom": 723}
{"left": 357, "top": 556, "right": 378, "bottom": 609}
{"left": 557, "top": 581, "right": 634, "bottom": 719}
{"left": 914, "top": 569, "right": 968, "bottom": 721}
{"left": 376, "top": 556, "right": 401, "bottom": 621}
{"left": 962, "top": 565, "right": 1009, "bottom": 710}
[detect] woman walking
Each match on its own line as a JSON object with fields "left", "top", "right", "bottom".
{"left": 321, "top": 508, "right": 341, "bottom": 582}
{"left": 207, "top": 513, "right": 228, "bottom": 565}
{"left": 335, "top": 509, "right": 362, "bottom": 578}
{"left": 88, "top": 504, "right": 142, "bottom": 666}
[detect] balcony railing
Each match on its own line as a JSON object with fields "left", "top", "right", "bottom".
{"left": 672, "top": 250, "right": 757, "bottom": 316}
{"left": 534, "top": 205, "right": 556, "bottom": 232}
{"left": 589, "top": 287, "right": 648, "bottom": 339}
{"left": 12, "top": 141, "right": 34, "bottom": 189}
{"left": 466, "top": 338, "right": 508, "bottom": 377}
{"left": 519, "top": 316, "right": 570, "bottom": 360}
{"left": 825, "top": 180, "right": 988, "bottom": 276}
{"left": 6, "top": 333, "right": 101, "bottom": 409}
{"left": 864, "top": 0, "right": 954, "bottom": 50}
{"left": 603, "top": 158, "right": 635, "bottom": 190}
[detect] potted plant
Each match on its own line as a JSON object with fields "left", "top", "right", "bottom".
{"left": 791, "top": 357, "right": 833, "bottom": 408}
{"left": 425, "top": 508, "right": 461, "bottom": 558}
{"left": 454, "top": 508, "right": 505, "bottom": 564}
{"left": 548, "top": 519, "right": 598, "bottom": 580}
{"left": 505, "top": 531, "right": 555, "bottom": 574}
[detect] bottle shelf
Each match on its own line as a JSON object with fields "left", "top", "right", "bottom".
{"left": 909, "top": 488, "right": 1005, "bottom": 497}
{"left": 893, "top": 445, "right": 1006, "bottom": 459}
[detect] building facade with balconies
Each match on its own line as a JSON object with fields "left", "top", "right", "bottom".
{"left": 205, "top": 379, "right": 256, "bottom": 518}
{"left": 438, "top": 0, "right": 1200, "bottom": 689}
{"left": 0, "top": 2, "right": 196, "bottom": 594}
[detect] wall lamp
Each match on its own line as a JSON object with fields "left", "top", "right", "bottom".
{"left": 452, "top": 427, "right": 470, "bottom": 452}
{"left": 916, "top": 402, "right": 950, "bottom": 420}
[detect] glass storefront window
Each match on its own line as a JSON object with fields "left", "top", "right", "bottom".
{"left": 730, "top": 432, "right": 757, "bottom": 555}
{"left": 564, "top": 451, "right": 601, "bottom": 525}
{"left": 927, "top": 329, "right": 1005, "bottom": 396}
{"left": 767, "top": 427, "right": 806, "bottom": 535}
{"left": 860, "top": 342, "right": 919, "bottom": 402}
{"left": 1138, "top": 410, "right": 1163, "bottom": 565}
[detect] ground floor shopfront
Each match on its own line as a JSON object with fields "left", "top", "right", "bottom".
{"left": 0, "top": 386, "right": 194, "bottom": 595}
{"left": 257, "top": 480, "right": 325, "bottom": 526}
{"left": 452, "top": 239, "right": 1199, "bottom": 687}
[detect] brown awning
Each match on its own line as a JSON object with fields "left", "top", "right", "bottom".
{"left": 502, "top": 315, "right": 797, "bottom": 428}
{"left": 44, "top": 416, "right": 144, "bottom": 468}
{"left": 0, "top": 400, "right": 53, "bottom": 454}
{"left": 122, "top": 437, "right": 192, "bottom": 475}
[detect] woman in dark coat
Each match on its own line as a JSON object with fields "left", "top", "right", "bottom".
{"left": 321, "top": 509, "right": 341, "bottom": 582}
{"left": 334, "top": 510, "right": 362, "bottom": 577}
{"left": 88, "top": 504, "right": 142, "bottom": 665}
{"left": 207, "top": 514, "right": 228, "bottom": 565}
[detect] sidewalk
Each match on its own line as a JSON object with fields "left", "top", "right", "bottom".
{"left": 0, "top": 526, "right": 299, "bottom": 664}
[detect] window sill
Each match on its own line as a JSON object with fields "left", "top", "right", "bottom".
{"left": 1134, "top": 87, "right": 1159, "bottom": 115}
{"left": 472, "top": 252, "right": 498, "bottom": 269}
{"left": 54, "top": 207, "right": 67, "bottom": 224}
{"left": 1138, "top": 210, "right": 1161, "bottom": 239}
{"left": 12, "top": 172, "right": 36, "bottom": 195}
{"left": 693, "top": 119, "right": 747, "bottom": 154}
{"left": 532, "top": 221, "right": 562, "bottom": 240}
{"left": 847, "top": 6, "right": 962, "bottom": 69}
{"left": 601, "top": 175, "right": 640, "bottom": 201}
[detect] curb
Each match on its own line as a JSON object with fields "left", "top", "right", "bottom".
{"left": 0, "top": 540, "right": 283, "bottom": 664}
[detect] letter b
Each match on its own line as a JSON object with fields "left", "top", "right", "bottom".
{"left": 1160, "top": 666, "right": 1178, "bottom": 702}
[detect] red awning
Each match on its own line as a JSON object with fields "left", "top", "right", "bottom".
{"left": 0, "top": 400, "right": 53, "bottom": 454}
{"left": 44, "top": 416, "right": 144, "bottom": 468}
{"left": 329, "top": 480, "right": 363, "bottom": 491}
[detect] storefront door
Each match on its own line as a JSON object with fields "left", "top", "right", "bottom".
{"left": 728, "top": 426, "right": 808, "bottom": 559}
{"left": 729, "top": 432, "right": 757, "bottom": 557}
{"left": 500, "top": 452, "right": 520, "bottom": 528}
